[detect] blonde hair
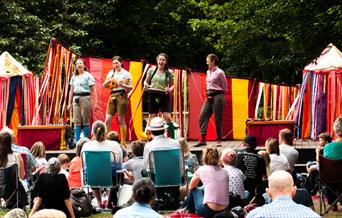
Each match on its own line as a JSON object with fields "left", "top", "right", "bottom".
{"left": 178, "top": 137, "right": 189, "bottom": 154}
{"left": 57, "top": 153, "right": 70, "bottom": 165}
{"left": 265, "top": 137, "right": 280, "bottom": 155}
{"left": 30, "top": 141, "right": 46, "bottom": 158}
{"left": 221, "top": 148, "right": 237, "bottom": 165}
{"left": 202, "top": 146, "right": 220, "bottom": 166}
{"left": 92, "top": 120, "right": 106, "bottom": 142}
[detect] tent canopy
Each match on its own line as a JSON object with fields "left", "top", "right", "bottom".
{"left": 0, "top": 51, "right": 31, "bottom": 76}
{"left": 304, "top": 43, "right": 342, "bottom": 71}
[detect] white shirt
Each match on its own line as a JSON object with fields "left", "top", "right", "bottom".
{"left": 269, "top": 153, "right": 290, "bottom": 174}
{"left": 223, "top": 165, "right": 246, "bottom": 198}
{"left": 82, "top": 140, "right": 123, "bottom": 164}
{"left": 279, "top": 144, "right": 299, "bottom": 171}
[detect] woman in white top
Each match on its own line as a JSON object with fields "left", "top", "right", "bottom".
{"left": 0, "top": 131, "right": 25, "bottom": 179}
{"left": 265, "top": 137, "right": 290, "bottom": 174}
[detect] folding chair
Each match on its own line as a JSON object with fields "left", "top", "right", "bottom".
{"left": 148, "top": 147, "right": 185, "bottom": 209}
{"left": 81, "top": 150, "right": 122, "bottom": 209}
{"left": 0, "top": 163, "right": 19, "bottom": 209}
{"left": 319, "top": 155, "right": 342, "bottom": 216}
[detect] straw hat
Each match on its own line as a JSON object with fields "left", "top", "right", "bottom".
{"left": 146, "top": 117, "right": 168, "bottom": 131}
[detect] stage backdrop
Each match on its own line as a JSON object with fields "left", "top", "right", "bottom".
{"left": 187, "top": 72, "right": 257, "bottom": 140}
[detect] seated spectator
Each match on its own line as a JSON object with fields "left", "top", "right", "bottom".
{"left": 30, "top": 141, "right": 48, "bottom": 173}
{"left": 179, "top": 137, "right": 199, "bottom": 200}
{"left": 114, "top": 178, "right": 162, "bottom": 218}
{"left": 123, "top": 140, "right": 145, "bottom": 182}
{"left": 30, "top": 157, "right": 75, "bottom": 218}
{"left": 67, "top": 138, "right": 89, "bottom": 189}
{"left": 58, "top": 154, "right": 70, "bottom": 177}
{"left": 1, "top": 127, "right": 37, "bottom": 187}
{"left": 246, "top": 170, "right": 320, "bottom": 218}
{"left": 182, "top": 146, "right": 229, "bottom": 218}
{"left": 107, "top": 130, "right": 129, "bottom": 162}
{"left": 0, "top": 131, "right": 25, "bottom": 179}
{"left": 323, "top": 116, "right": 342, "bottom": 210}
{"left": 82, "top": 120, "right": 123, "bottom": 209}
{"left": 279, "top": 128, "right": 299, "bottom": 175}
{"left": 304, "top": 132, "right": 332, "bottom": 195}
{"left": 234, "top": 135, "right": 266, "bottom": 202}
{"left": 258, "top": 150, "right": 271, "bottom": 179}
{"left": 221, "top": 148, "right": 246, "bottom": 199}
{"left": 265, "top": 137, "right": 290, "bottom": 174}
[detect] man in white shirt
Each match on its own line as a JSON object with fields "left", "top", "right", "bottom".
{"left": 279, "top": 128, "right": 299, "bottom": 181}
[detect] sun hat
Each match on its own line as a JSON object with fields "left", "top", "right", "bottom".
{"left": 146, "top": 117, "right": 168, "bottom": 131}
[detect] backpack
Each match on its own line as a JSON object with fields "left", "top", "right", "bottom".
{"left": 70, "top": 189, "right": 93, "bottom": 217}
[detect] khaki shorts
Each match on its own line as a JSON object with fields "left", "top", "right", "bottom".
{"left": 73, "top": 95, "right": 92, "bottom": 126}
{"left": 106, "top": 92, "right": 128, "bottom": 116}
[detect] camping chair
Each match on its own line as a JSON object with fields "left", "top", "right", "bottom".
{"left": 81, "top": 150, "right": 123, "bottom": 209}
{"left": 0, "top": 164, "right": 19, "bottom": 209}
{"left": 148, "top": 147, "right": 185, "bottom": 209}
{"left": 318, "top": 155, "right": 342, "bottom": 216}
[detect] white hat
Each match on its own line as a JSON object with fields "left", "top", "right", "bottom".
{"left": 146, "top": 117, "right": 168, "bottom": 131}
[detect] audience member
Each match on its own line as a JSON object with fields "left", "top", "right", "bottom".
{"left": 81, "top": 120, "right": 123, "bottom": 209}
{"left": 265, "top": 137, "right": 290, "bottom": 174}
{"left": 246, "top": 170, "right": 320, "bottom": 218}
{"left": 234, "top": 135, "right": 266, "bottom": 201}
{"left": 67, "top": 138, "right": 89, "bottom": 189}
{"left": 182, "top": 147, "right": 229, "bottom": 218}
{"left": 30, "top": 157, "right": 75, "bottom": 218}
{"left": 179, "top": 137, "right": 199, "bottom": 175}
{"left": 107, "top": 130, "right": 129, "bottom": 162}
{"left": 323, "top": 117, "right": 342, "bottom": 210}
{"left": 30, "top": 141, "right": 48, "bottom": 170}
{"left": 304, "top": 132, "right": 332, "bottom": 195}
{"left": 57, "top": 153, "right": 70, "bottom": 177}
{"left": 258, "top": 150, "right": 271, "bottom": 178}
{"left": 221, "top": 148, "right": 246, "bottom": 199}
{"left": 114, "top": 178, "right": 162, "bottom": 218}
{"left": 123, "top": 140, "right": 145, "bottom": 182}
{"left": 0, "top": 131, "right": 25, "bottom": 179}
{"left": 278, "top": 128, "right": 299, "bottom": 174}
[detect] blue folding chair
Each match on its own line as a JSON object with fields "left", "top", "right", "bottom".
{"left": 81, "top": 150, "right": 119, "bottom": 189}
{"left": 148, "top": 147, "right": 185, "bottom": 209}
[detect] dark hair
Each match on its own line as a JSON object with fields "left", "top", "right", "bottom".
{"left": 150, "top": 129, "right": 165, "bottom": 136}
{"left": 244, "top": 135, "right": 257, "bottom": 150}
{"left": 74, "top": 58, "right": 87, "bottom": 75}
{"left": 266, "top": 137, "right": 280, "bottom": 155}
{"left": 202, "top": 146, "right": 220, "bottom": 166}
{"left": 131, "top": 140, "right": 145, "bottom": 157}
{"left": 92, "top": 121, "right": 106, "bottom": 142}
{"left": 207, "top": 54, "right": 220, "bottom": 66}
{"left": 156, "top": 53, "right": 169, "bottom": 72}
{"left": 133, "top": 178, "right": 156, "bottom": 204}
{"left": 107, "top": 131, "right": 120, "bottom": 142}
{"left": 318, "top": 132, "right": 332, "bottom": 143}
{"left": 112, "top": 56, "right": 122, "bottom": 62}
{"left": 279, "top": 128, "right": 293, "bottom": 145}
{"left": 0, "top": 132, "right": 13, "bottom": 167}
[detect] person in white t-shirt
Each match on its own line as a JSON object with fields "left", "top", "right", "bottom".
{"left": 265, "top": 137, "right": 290, "bottom": 174}
{"left": 103, "top": 56, "right": 132, "bottom": 147}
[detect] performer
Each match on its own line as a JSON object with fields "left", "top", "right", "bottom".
{"left": 68, "top": 59, "right": 97, "bottom": 144}
{"left": 144, "top": 53, "right": 175, "bottom": 139}
{"left": 103, "top": 56, "right": 132, "bottom": 146}
{"left": 195, "top": 54, "right": 227, "bottom": 146}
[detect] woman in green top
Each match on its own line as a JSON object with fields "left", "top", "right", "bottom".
{"left": 144, "top": 53, "right": 175, "bottom": 138}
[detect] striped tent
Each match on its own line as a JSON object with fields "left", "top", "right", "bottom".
{"left": 289, "top": 43, "right": 342, "bottom": 139}
{"left": 0, "top": 52, "right": 35, "bottom": 137}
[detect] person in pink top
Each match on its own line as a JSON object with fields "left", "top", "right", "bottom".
{"left": 181, "top": 146, "right": 229, "bottom": 218}
{"left": 195, "top": 54, "right": 228, "bottom": 146}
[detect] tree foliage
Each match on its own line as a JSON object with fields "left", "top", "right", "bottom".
{"left": 0, "top": 0, "right": 341, "bottom": 84}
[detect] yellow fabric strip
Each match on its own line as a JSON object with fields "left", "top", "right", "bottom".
{"left": 129, "top": 61, "right": 147, "bottom": 140}
{"left": 60, "top": 128, "right": 66, "bottom": 150}
{"left": 232, "top": 78, "right": 249, "bottom": 139}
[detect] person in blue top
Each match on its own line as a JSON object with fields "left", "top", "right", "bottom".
{"left": 68, "top": 59, "right": 98, "bottom": 145}
{"left": 114, "top": 178, "right": 162, "bottom": 218}
{"left": 246, "top": 170, "right": 320, "bottom": 218}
